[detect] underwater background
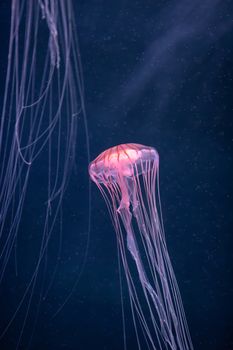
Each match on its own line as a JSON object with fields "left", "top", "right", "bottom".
{"left": 0, "top": 0, "right": 233, "bottom": 349}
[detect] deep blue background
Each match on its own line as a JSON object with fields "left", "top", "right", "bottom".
{"left": 0, "top": 0, "right": 233, "bottom": 349}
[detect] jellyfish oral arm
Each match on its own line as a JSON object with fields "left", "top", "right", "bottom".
{"left": 116, "top": 177, "right": 180, "bottom": 350}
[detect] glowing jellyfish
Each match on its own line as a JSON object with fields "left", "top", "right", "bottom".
{"left": 0, "top": 1, "right": 89, "bottom": 347}
{"left": 89, "top": 143, "right": 193, "bottom": 350}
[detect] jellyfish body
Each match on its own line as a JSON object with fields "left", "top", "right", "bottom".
{"left": 0, "top": 1, "right": 90, "bottom": 346}
{"left": 89, "top": 143, "right": 193, "bottom": 350}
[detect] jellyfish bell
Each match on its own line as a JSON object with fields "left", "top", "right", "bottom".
{"left": 89, "top": 143, "right": 159, "bottom": 211}
{"left": 89, "top": 143, "right": 193, "bottom": 350}
{"left": 89, "top": 143, "right": 159, "bottom": 181}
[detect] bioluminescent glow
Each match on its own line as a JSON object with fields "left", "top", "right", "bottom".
{"left": 89, "top": 143, "right": 193, "bottom": 350}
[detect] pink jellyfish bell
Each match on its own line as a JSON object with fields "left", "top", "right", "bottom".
{"left": 89, "top": 143, "right": 193, "bottom": 350}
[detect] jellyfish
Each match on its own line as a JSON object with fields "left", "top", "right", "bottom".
{"left": 0, "top": 1, "right": 90, "bottom": 347}
{"left": 89, "top": 143, "right": 193, "bottom": 350}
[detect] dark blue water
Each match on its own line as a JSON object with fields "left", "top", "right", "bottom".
{"left": 0, "top": 1, "right": 233, "bottom": 349}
